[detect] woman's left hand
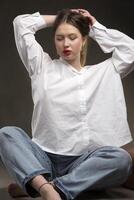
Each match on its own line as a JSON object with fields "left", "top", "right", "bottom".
{"left": 71, "top": 9, "right": 96, "bottom": 27}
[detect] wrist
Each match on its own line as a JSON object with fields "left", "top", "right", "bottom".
{"left": 90, "top": 16, "right": 96, "bottom": 26}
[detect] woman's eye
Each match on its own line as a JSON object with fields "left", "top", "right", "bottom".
{"left": 56, "top": 38, "right": 63, "bottom": 41}
{"left": 56, "top": 36, "right": 64, "bottom": 41}
{"left": 69, "top": 34, "right": 77, "bottom": 40}
{"left": 70, "top": 36, "right": 77, "bottom": 40}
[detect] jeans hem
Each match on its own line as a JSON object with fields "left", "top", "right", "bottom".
{"left": 53, "top": 178, "right": 73, "bottom": 200}
{"left": 22, "top": 169, "right": 51, "bottom": 197}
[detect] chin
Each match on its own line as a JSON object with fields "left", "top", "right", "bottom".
{"left": 63, "top": 55, "right": 74, "bottom": 62}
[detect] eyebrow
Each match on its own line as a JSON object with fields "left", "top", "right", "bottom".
{"left": 55, "top": 33, "right": 77, "bottom": 37}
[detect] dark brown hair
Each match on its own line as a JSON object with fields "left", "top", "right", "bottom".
{"left": 53, "top": 9, "right": 91, "bottom": 67}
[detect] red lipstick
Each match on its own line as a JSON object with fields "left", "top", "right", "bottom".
{"left": 63, "top": 50, "right": 72, "bottom": 55}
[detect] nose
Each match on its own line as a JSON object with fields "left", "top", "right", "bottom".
{"left": 64, "top": 38, "right": 70, "bottom": 47}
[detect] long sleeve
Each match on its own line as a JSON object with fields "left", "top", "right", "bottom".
{"left": 13, "top": 12, "right": 52, "bottom": 77}
{"left": 89, "top": 21, "right": 134, "bottom": 78}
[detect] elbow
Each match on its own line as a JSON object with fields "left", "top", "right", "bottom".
{"left": 13, "top": 15, "right": 22, "bottom": 27}
{"left": 13, "top": 15, "right": 26, "bottom": 29}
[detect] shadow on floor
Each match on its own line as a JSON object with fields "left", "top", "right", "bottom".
{"left": 1, "top": 188, "right": 134, "bottom": 200}
{"left": 0, "top": 188, "right": 41, "bottom": 200}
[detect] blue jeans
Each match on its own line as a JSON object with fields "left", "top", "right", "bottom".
{"left": 0, "top": 126, "right": 132, "bottom": 200}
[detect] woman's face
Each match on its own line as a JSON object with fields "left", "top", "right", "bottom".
{"left": 54, "top": 22, "right": 85, "bottom": 64}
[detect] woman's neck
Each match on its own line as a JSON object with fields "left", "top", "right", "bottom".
{"left": 67, "top": 59, "right": 82, "bottom": 71}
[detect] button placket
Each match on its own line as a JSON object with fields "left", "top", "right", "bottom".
{"left": 78, "top": 75, "right": 86, "bottom": 114}
{"left": 78, "top": 75, "right": 89, "bottom": 143}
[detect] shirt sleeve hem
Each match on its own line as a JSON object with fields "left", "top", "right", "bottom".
{"left": 32, "top": 12, "right": 47, "bottom": 31}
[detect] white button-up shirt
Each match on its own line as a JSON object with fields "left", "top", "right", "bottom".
{"left": 13, "top": 12, "right": 134, "bottom": 155}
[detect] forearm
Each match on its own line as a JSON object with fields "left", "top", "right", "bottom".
{"left": 42, "top": 15, "right": 56, "bottom": 27}
{"left": 89, "top": 21, "right": 134, "bottom": 77}
{"left": 13, "top": 12, "right": 52, "bottom": 77}
{"left": 89, "top": 21, "right": 134, "bottom": 55}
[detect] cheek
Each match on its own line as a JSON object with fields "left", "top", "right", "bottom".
{"left": 73, "top": 40, "right": 82, "bottom": 52}
{"left": 55, "top": 42, "right": 62, "bottom": 54}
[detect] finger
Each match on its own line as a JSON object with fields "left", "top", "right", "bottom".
{"left": 78, "top": 9, "right": 88, "bottom": 13}
{"left": 78, "top": 9, "right": 92, "bottom": 16}
{"left": 71, "top": 9, "right": 79, "bottom": 13}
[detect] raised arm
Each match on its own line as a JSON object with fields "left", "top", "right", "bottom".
{"left": 76, "top": 9, "right": 134, "bottom": 78}
{"left": 89, "top": 20, "right": 134, "bottom": 78}
{"left": 13, "top": 12, "right": 56, "bottom": 77}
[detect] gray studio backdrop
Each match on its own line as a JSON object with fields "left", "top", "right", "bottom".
{"left": 0, "top": 0, "right": 134, "bottom": 139}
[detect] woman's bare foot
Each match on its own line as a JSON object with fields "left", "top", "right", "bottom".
{"left": 40, "top": 183, "right": 62, "bottom": 200}
{"left": 8, "top": 183, "right": 28, "bottom": 198}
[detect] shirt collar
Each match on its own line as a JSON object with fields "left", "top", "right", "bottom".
{"left": 59, "top": 57, "right": 87, "bottom": 74}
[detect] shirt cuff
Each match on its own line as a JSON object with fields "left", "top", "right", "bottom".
{"left": 32, "top": 12, "right": 47, "bottom": 31}
{"left": 89, "top": 21, "right": 106, "bottom": 38}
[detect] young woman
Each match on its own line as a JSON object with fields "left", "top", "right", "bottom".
{"left": 0, "top": 8, "right": 134, "bottom": 200}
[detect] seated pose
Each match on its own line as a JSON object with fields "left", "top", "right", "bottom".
{"left": 0, "top": 8, "right": 134, "bottom": 200}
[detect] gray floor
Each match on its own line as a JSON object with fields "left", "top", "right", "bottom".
{"left": 0, "top": 161, "right": 134, "bottom": 200}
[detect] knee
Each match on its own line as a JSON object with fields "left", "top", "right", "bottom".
{"left": 0, "top": 126, "right": 17, "bottom": 135}
{"left": 115, "top": 148, "right": 132, "bottom": 177}
{"left": 0, "top": 126, "right": 24, "bottom": 143}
